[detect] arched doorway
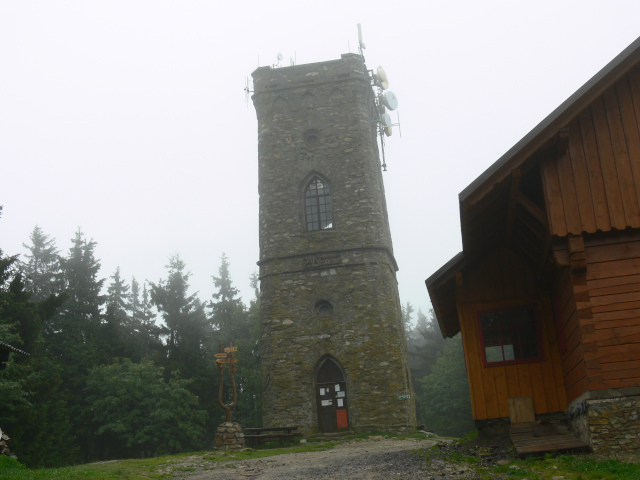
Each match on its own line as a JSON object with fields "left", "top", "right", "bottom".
{"left": 315, "top": 357, "right": 349, "bottom": 432}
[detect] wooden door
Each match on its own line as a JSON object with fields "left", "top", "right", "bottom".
{"left": 316, "top": 358, "right": 349, "bottom": 432}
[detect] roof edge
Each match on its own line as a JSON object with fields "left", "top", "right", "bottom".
{"left": 459, "top": 35, "right": 640, "bottom": 205}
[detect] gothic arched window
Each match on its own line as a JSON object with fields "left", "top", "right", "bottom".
{"left": 304, "top": 176, "right": 333, "bottom": 231}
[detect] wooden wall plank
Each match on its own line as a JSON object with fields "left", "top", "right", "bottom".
{"left": 592, "top": 308, "right": 640, "bottom": 322}
{"left": 457, "top": 249, "right": 567, "bottom": 420}
{"left": 541, "top": 159, "right": 568, "bottom": 237}
{"left": 584, "top": 325, "right": 640, "bottom": 343}
{"left": 482, "top": 369, "right": 500, "bottom": 419}
{"left": 590, "top": 378, "right": 640, "bottom": 390}
{"left": 603, "top": 88, "right": 640, "bottom": 227}
{"left": 590, "top": 281, "right": 640, "bottom": 298}
{"left": 564, "top": 359, "right": 587, "bottom": 392}
{"left": 590, "top": 291, "right": 640, "bottom": 307}
{"left": 505, "top": 366, "right": 522, "bottom": 399}
{"left": 589, "top": 347, "right": 640, "bottom": 364}
{"left": 516, "top": 364, "right": 533, "bottom": 399}
{"left": 588, "top": 273, "right": 640, "bottom": 290}
{"left": 592, "top": 300, "right": 640, "bottom": 314}
{"left": 584, "top": 239, "right": 640, "bottom": 264}
{"left": 568, "top": 118, "right": 597, "bottom": 233}
{"left": 587, "top": 257, "right": 640, "bottom": 279}
{"left": 628, "top": 71, "right": 640, "bottom": 206}
{"left": 529, "top": 362, "right": 549, "bottom": 413}
{"left": 594, "top": 332, "right": 640, "bottom": 348}
{"left": 591, "top": 98, "right": 627, "bottom": 229}
{"left": 567, "top": 376, "right": 589, "bottom": 403}
{"left": 494, "top": 367, "right": 510, "bottom": 417}
{"left": 615, "top": 76, "right": 640, "bottom": 211}
{"left": 578, "top": 109, "right": 611, "bottom": 231}
{"left": 556, "top": 151, "right": 583, "bottom": 234}
{"left": 598, "top": 359, "right": 640, "bottom": 372}
{"left": 459, "top": 304, "right": 487, "bottom": 420}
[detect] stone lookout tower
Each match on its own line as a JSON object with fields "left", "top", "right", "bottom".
{"left": 251, "top": 53, "right": 416, "bottom": 433}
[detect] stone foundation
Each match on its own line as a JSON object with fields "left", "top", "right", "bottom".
{"left": 213, "top": 422, "right": 245, "bottom": 450}
{"left": 568, "top": 394, "right": 640, "bottom": 454}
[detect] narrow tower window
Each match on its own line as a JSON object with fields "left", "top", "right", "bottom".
{"left": 304, "top": 176, "right": 333, "bottom": 230}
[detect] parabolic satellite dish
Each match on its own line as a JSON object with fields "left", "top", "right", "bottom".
{"left": 381, "top": 91, "right": 398, "bottom": 110}
{"left": 379, "top": 113, "right": 392, "bottom": 127}
{"left": 376, "top": 66, "right": 389, "bottom": 90}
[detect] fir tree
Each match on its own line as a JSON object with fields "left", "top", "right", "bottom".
{"left": 20, "top": 225, "right": 63, "bottom": 302}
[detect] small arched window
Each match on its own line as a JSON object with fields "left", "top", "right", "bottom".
{"left": 304, "top": 176, "right": 333, "bottom": 230}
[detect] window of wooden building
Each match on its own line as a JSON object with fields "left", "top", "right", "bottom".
{"left": 478, "top": 307, "right": 543, "bottom": 366}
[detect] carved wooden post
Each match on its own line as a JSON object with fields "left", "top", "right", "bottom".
{"left": 213, "top": 342, "right": 245, "bottom": 450}
{"left": 216, "top": 342, "right": 238, "bottom": 422}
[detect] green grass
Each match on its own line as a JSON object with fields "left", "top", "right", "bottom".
{"left": 466, "top": 452, "right": 640, "bottom": 480}
{"left": 0, "top": 441, "right": 340, "bottom": 480}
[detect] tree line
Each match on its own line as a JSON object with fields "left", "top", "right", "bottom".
{"left": 0, "top": 217, "right": 260, "bottom": 466}
{"left": 1, "top": 213, "right": 473, "bottom": 467}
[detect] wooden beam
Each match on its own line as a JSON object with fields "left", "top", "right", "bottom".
{"left": 517, "top": 193, "right": 547, "bottom": 227}
{"left": 568, "top": 234, "right": 587, "bottom": 274}
{"left": 505, "top": 169, "right": 522, "bottom": 246}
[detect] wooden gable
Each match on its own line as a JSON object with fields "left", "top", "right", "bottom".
{"left": 427, "top": 36, "right": 640, "bottom": 418}
{"left": 542, "top": 66, "right": 640, "bottom": 237}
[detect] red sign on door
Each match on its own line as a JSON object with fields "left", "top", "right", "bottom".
{"left": 336, "top": 409, "right": 348, "bottom": 429}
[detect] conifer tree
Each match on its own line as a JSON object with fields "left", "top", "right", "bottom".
{"left": 209, "top": 256, "right": 261, "bottom": 427}
{"left": 102, "top": 267, "right": 131, "bottom": 359}
{"left": 0, "top": 214, "right": 74, "bottom": 466}
{"left": 150, "top": 255, "right": 211, "bottom": 358}
{"left": 20, "top": 225, "right": 64, "bottom": 302}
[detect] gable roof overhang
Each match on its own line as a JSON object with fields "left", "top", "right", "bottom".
{"left": 427, "top": 36, "right": 640, "bottom": 338}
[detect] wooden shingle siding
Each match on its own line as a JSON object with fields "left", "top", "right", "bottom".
{"left": 457, "top": 249, "right": 567, "bottom": 420}
{"left": 542, "top": 72, "right": 640, "bottom": 236}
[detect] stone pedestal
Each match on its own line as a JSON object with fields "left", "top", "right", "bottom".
{"left": 214, "top": 422, "right": 245, "bottom": 450}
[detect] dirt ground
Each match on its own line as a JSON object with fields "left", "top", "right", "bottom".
{"left": 173, "top": 435, "right": 514, "bottom": 480}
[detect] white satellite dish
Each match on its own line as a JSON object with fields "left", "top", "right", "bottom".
{"left": 381, "top": 91, "right": 398, "bottom": 110}
{"left": 384, "top": 126, "right": 393, "bottom": 137}
{"left": 377, "top": 66, "right": 388, "bottom": 83}
{"left": 376, "top": 66, "right": 389, "bottom": 89}
{"left": 277, "top": 52, "right": 283, "bottom": 61}
{"left": 379, "top": 113, "right": 392, "bottom": 127}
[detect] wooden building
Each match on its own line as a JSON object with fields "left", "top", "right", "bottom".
{"left": 426, "top": 36, "right": 640, "bottom": 454}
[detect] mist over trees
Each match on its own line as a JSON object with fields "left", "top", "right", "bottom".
{"left": 403, "top": 302, "right": 475, "bottom": 437}
{"left": 1, "top": 219, "right": 472, "bottom": 467}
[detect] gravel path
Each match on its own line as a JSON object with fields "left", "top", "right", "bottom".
{"left": 174, "top": 437, "right": 484, "bottom": 480}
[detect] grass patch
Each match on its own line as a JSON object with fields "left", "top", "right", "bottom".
{"left": 449, "top": 451, "right": 640, "bottom": 480}
{"left": 0, "top": 442, "right": 342, "bottom": 480}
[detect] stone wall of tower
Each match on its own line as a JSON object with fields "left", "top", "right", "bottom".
{"left": 252, "top": 53, "right": 416, "bottom": 432}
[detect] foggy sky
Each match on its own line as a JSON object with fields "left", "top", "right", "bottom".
{"left": 2, "top": 1, "right": 640, "bottom": 325}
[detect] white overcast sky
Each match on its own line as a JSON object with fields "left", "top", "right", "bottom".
{"left": 1, "top": 1, "right": 639, "bottom": 323}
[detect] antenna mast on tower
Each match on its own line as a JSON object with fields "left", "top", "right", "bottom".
{"left": 357, "top": 23, "right": 401, "bottom": 171}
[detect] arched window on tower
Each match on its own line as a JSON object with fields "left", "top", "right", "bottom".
{"left": 304, "top": 176, "right": 333, "bottom": 230}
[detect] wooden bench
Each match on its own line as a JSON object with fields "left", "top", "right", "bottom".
{"left": 244, "top": 426, "right": 300, "bottom": 448}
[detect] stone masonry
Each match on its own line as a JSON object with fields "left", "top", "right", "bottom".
{"left": 214, "top": 422, "right": 245, "bottom": 450}
{"left": 252, "top": 54, "right": 416, "bottom": 433}
{"left": 568, "top": 395, "right": 640, "bottom": 454}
